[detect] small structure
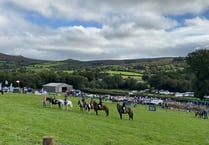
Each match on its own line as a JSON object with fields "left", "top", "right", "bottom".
{"left": 43, "top": 83, "right": 73, "bottom": 93}
{"left": 149, "top": 105, "right": 156, "bottom": 111}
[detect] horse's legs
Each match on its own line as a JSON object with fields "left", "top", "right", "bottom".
{"left": 43, "top": 102, "right": 46, "bottom": 108}
{"left": 105, "top": 109, "right": 109, "bottom": 116}
{"left": 95, "top": 109, "right": 98, "bottom": 115}
{"left": 58, "top": 102, "right": 61, "bottom": 108}
{"left": 120, "top": 113, "right": 122, "bottom": 119}
{"left": 129, "top": 113, "right": 133, "bottom": 120}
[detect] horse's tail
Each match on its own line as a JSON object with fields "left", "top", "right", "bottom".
{"left": 106, "top": 108, "right": 109, "bottom": 116}
{"left": 70, "top": 101, "right": 73, "bottom": 108}
{"left": 105, "top": 106, "right": 109, "bottom": 116}
{"left": 129, "top": 109, "right": 133, "bottom": 120}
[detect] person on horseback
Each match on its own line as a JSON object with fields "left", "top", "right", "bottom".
{"left": 98, "top": 97, "right": 103, "bottom": 109}
{"left": 64, "top": 94, "right": 68, "bottom": 105}
{"left": 82, "top": 94, "right": 85, "bottom": 103}
{"left": 122, "top": 100, "right": 126, "bottom": 113}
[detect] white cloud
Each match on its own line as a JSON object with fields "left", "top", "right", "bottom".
{"left": 0, "top": 0, "right": 209, "bottom": 60}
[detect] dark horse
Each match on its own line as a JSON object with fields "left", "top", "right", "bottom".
{"left": 46, "top": 97, "right": 61, "bottom": 108}
{"left": 117, "top": 103, "right": 133, "bottom": 120}
{"left": 92, "top": 100, "right": 109, "bottom": 116}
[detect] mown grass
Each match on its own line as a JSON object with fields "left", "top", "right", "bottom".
{"left": 0, "top": 93, "right": 209, "bottom": 145}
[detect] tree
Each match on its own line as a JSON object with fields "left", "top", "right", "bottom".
{"left": 186, "top": 49, "right": 209, "bottom": 99}
{"left": 147, "top": 72, "right": 192, "bottom": 92}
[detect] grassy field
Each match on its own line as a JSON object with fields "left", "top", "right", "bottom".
{"left": 106, "top": 70, "right": 142, "bottom": 80}
{"left": 0, "top": 93, "right": 208, "bottom": 145}
{"left": 25, "top": 62, "right": 65, "bottom": 72}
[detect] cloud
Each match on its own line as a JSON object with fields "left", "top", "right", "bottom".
{"left": 0, "top": 0, "right": 209, "bottom": 60}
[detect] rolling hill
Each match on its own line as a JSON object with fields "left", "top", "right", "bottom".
{"left": 0, "top": 53, "right": 186, "bottom": 71}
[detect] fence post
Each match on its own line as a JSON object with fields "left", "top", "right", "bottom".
{"left": 43, "top": 136, "right": 54, "bottom": 145}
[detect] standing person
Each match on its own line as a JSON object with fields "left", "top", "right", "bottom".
{"left": 98, "top": 97, "right": 103, "bottom": 109}
{"left": 42, "top": 95, "right": 47, "bottom": 108}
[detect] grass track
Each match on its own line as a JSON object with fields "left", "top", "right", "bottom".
{"left": 0, "top": 93, "right": 209, "bottom": 145}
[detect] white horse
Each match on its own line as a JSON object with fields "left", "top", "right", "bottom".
{"left": 57, "top": 99, "right": 73, "bottom": 110}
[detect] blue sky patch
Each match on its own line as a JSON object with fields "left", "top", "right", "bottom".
{"left": 166, "top": 13, "right": 195, "bottom": 24}
{"left": 201, "top": 8, "right": 209, "bottom": 19}
{"left": 24, "top": 11, "right": 102, "bottom": 29}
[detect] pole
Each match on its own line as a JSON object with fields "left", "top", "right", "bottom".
{"left": 43, "top": 136, "right": 54, "bottom": 145}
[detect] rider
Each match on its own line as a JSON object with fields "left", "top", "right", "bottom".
{"left": 64, "top": 94, "right": 68, "bottom": 105}
{"left": 52, "top": 96, "right": 56, "bottom": 104}
{"left": 122, "top": 100, "right": 126, "bottom": 113}
{"left": 98, "top": 96, "right": 103, "bottom": 109}
{"left": 81, "top": 95, "right": 86, "bottom": 106}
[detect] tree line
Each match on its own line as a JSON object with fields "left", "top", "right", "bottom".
{"left": 0, "top": 49, "right": 208, "bottom": 100}
{"left": 0, "top": 63, "right": 192, "bottom": 93}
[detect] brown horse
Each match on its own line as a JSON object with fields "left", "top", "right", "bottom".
{"left": 92, "top": 100, "right": 109, "bottom": 116}
{"left": 117, "top": 103, "right": 133, "bottom": 120}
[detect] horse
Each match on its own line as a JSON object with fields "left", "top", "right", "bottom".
{"left": 57, "top": 99, "right": 73, "bottom": 110}
{"left": 46, "top": 97, "right": 61, "bottom": 108}
{"left": 116, "top": 103, "right": 133, "bottom": 120}
{"left": 78, "top": 100, "right": 85, "bottom": 111}
{"left": 92, "top": 100, "right": 109, "bottom": 116}
{"left": 78, "top": 100, "right": 92, "bottom": 112}
{"left": 195, "top": 110, "right": 208, "bottom": 119}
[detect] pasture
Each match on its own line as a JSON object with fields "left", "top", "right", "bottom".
{"left": 106, "top": 70, "right": 142, "bottom": 80}
{"left": 25, "top": 62, "right": 65, "bottom": 72}
{"left": 0, "top": 93, "right": 208, "bottom": 145}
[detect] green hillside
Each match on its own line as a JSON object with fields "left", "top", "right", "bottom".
{"left": 0, "top": 53, "right": 186, "bottom": 72}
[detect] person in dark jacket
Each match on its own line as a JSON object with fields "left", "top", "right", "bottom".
{"left": 98, "top": 97, "right": 103, "bottom": 109}
{"left": 81, "top": 95, "right": 86, "bottom": 106}
{"left": 64, "top": 94, "right": 68, "bottom": 105}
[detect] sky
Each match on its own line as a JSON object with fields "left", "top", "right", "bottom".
{"left": 0, "top": 0, "right": 209, "bottom": 61}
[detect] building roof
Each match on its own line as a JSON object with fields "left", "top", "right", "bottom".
{"left": 43, "top": 83, "right": 72, "bottom": 87}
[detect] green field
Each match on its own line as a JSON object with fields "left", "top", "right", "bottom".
{"left": 25, "top": 62, "right": 65, "bottom": 72}
{"left": 106, "top": 71, "right": 142, "bottom": 80}
{"left": 0, "top": 93, "right": 208, "bottom": 145}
